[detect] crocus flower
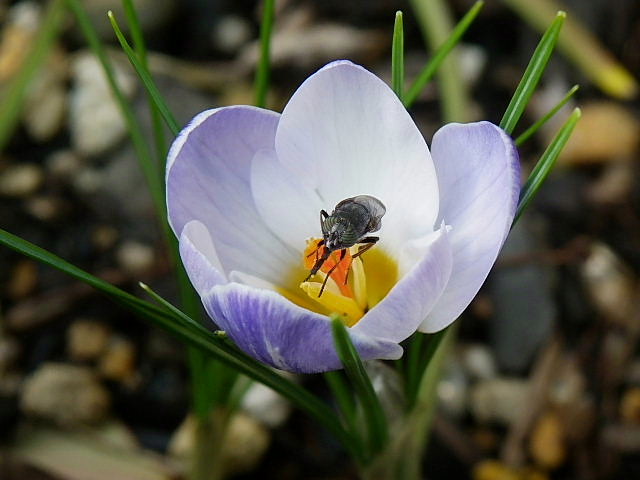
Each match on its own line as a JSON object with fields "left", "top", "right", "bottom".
{"left": 167, "top": 60, "right": 519, "bottom": 373}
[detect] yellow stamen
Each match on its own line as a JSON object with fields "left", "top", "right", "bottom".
{"left": 349, "top": 253, "right": 367, "bottom": 310}
{"left": 300, "top": 281, "right": 363, "bottom": 326}
{"left": 298, "top": 237, "right": 398, "bottom": 326}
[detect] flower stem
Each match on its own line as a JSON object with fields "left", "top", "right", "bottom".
{"left": 365, "top": 326, "right": 456, "bottom": 480}
{"left": 191, "top": 409, "right": 231, "bottom": 480}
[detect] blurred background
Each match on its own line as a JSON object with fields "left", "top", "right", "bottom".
{"left": 0, "top": 0, "right": 639, "bottom": 478}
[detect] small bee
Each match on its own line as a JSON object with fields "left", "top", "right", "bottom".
{"left": 305, "top": 195, "right": 386, "bottom": 297}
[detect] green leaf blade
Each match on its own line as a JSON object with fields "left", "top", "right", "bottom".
{"left": 515, "top": 107, "right": 581, "bottom": 223}
{"left": 331, "top": 316, "right": 388, "bottom": 458}
{"left": 254, "top": 0, "right": 276, "bottom": 108}
{"left": 392, "top": 11, "right": 405, "bottom": 101}
{"left": 107, "top": 11, "right": 180, "bottom": 135}
{"left": 500, "top": 11, "right": 566, "bottom": 134}
{"left": 515, "top": 84, "right": 579, "bottom": 146}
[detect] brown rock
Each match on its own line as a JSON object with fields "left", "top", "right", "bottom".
{"left": 529, "top": 411, "right": 566, "bottom": 470}
{"left": 7, "top": 260, "right": 38, "bottom": 299}
{"left": 0, "top": 164, "right": 44, "bottom": 197}
{"left": 20, "top": 363, "right": 110, "bottom": 425}
{"left": 620, "top": 387, "right": 640, "bottom": 425}
{"left": 98, "top": 337, "right": 136, "bottom": 382}
{"left": 473, "top": 460, "right": 548, "bottom": 480}
{"left": 67, "top": 319, "right": 111, "bottom": 361}
{"left": 581, "top": 242, "right": 636, "bottom": 326}
{"left": 558, "top": 102, "right": 640, "bottom": 165}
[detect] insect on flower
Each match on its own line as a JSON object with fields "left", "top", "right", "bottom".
{"left": 305, "top": 195, "right": 386, "bottom": 297}
{"left": 167, "top": 60, "right": 521, "bottom": 373}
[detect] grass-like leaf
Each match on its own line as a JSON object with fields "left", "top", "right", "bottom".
{"left": 0, "top": 0, "right": 66, "bottom": 153}
{"left": 500, "top": 0, "right": 637, "bottom": 100}
{"left": 107, "top": 11, "right": 180, "bottom": 135}
{"left": 404, "top": 1, "right": 484, "bottom": 109}
{"left": 121, "top": 0, "right": 168, "bottom": 162}
{"left": 515, "top": 107, "right": 581, "bottom": 223}
{"left": 404, "top": 329, "right": 449, "bottom": 409}
{"left": 0, "top": 227, "right": 359, "bottom": 458}
{"left": 392, "top": 11, "right": 405, "bottom": 101}
{"left": 117, "top": 0, "right": 230, "bottom": 424}
{"left": 331, "top": 316, "right": 388, "bottom": 458}
{"left": 500, "top": 11, "right": 565, "bottom": 134}
{"left": 67, "top": 0, "right": 165, "bottom": 220}
{"left": 254, "top": 0, "right": 276, "bottom": 108}
{"left": 515, "top": 84, "right": 579, "bottom": 146}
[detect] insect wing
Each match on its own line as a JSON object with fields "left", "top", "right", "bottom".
{"left": 351, "top": 195, "right": 386, "bottom": 232}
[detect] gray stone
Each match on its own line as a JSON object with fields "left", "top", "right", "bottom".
{"left": 471, "top": 377, "right": 530, "bottom": 425}
{"left": 488, "top": 218, "right": 555, "bottom": 373}
{"left": 69, "top": 51, "right": 136, "bottom": 156}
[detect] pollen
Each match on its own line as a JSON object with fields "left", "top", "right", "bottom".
{"left": 299, "top": 238, "right": 398, "bottom": 326}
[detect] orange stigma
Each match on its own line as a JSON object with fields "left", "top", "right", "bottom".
{"left": 304, "top": 239, "right": 354, "bottom": 298}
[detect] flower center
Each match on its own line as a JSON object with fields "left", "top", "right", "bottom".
{"left": 299, "top": 238, "right": 398, "bottom": 326}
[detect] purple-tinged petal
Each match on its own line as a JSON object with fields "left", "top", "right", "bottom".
{"left": 179, "top": 221, "right": 227, "bottom": 296}
{"left": 203, "top": 283, "right": 403, "bottom": 373}
{"left": 275, "top": 60, "right": 440, "bottom": 255}
{"left": 352, "top": 225, "right": 452, "bottom": 342}
{"left": 167, "top": 106, "right": 299, "bottom": 284}
{"left": 420, "top": 122, "right": 520, "bottom": 333}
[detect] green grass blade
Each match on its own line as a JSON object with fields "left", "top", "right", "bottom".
{"left": 324, "top": 371, "right": 358, "bottom": 431}
{"left": 121, "top": 0, "right": 168, "bottom": 161}
{"left": 404, "top": 1, "right": 483, "bottom": 109}
{"left": 500, "top": 0, "right": 637, "bottom": 100}
{"left": 0, "top": 0, "right": 66, "bottom": 153}
{"left": 499, "top": 11, "right": 565, "bottom": 134}
{"left": 67, "top": 0, "right": 165, "bottom": 219}
{"left": 254, "top": 0, "right": 276, "bottom": 108}
{"left": 515, "top": 84, "right": 579, "bottom": 146}
{"left": 403, "top": 333, "right": 425, "bottom": 408}
{"left": 0, "top": 228, "right": 358, "bottom": 457}
{"left": 392, "top": 11, "right": 405, "bottom": 102}
{"left": 331, "top": 316, "right": 388, "bottom": 458}
{"left": 514, "top": 107, "right": 581, "bottom": 223}
{"left": 107, "top": 11, "right": 180, "bottom": 135}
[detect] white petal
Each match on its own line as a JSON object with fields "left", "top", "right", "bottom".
{"left": 420, "top": 122, "right": 520, "bottom": 332}
{"left": 251, "top": 148, "right": 324, "bottom": 252}
{"left": 166, "top": 106, "right": 299, "bottom": 285}
{"left": 352, "top": 225, "right": 452, "bottom": 342}
{"left": 274, "top": 60, "right": 440, "bottom": 255}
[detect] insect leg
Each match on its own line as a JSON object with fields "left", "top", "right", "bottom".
{"left": 352, "top": 236, "right": 379, "bottom": 259}
{"left": 304, "top": 248, "right": 331, "bottom": 282}
{"left": 318, "top": 249, "right": 346, "bottom": 297}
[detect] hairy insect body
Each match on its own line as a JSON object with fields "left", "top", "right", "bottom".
{"left": 305, "top": 195, "right": 386, "bottom": 296}
{"left": 324, "top": 200, "right": 375, "bottom": 250}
